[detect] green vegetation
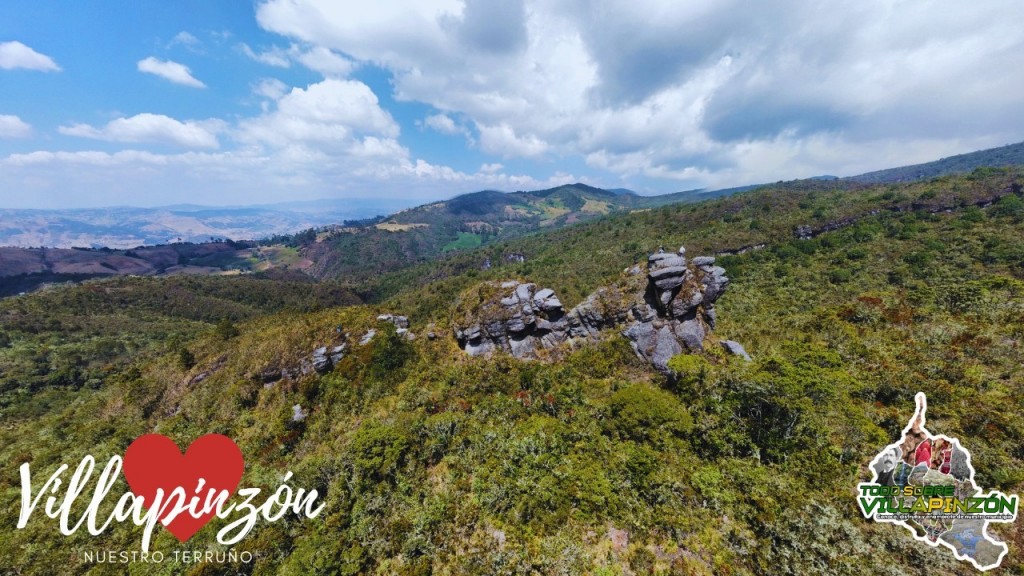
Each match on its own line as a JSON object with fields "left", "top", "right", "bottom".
{"left": 850, "top": 141, "right": 1024, "bottom": 184}
{"left": 441, "top": 231, "right": 482, "bottom": 252}
{"left": 302, "top": 183, "right": 729, "bottom": 283}
{"left": 1, "top": 168, "right": 1023, "bottom": 573}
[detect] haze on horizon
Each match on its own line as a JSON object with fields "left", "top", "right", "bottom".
{"left": 1, "top": 0, "right": 1022, "bottom": 210}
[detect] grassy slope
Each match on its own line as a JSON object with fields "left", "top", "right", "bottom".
{"left": 300, "top": 183, "right": 732, "bottom": 284}
{"left": 1, "top": 169, "right": 1023, "bottom": 574}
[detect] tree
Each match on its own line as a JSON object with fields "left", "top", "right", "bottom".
{"left": 177, "top": 348, "right": 196, "bottom": 370}
{"left": 215, "top": 318, "right": 239, "bottom": 340}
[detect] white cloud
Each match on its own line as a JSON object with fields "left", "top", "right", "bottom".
{"left": 0, "top": 144, "right": 585, "bottom": 209}
{"left": 256, "top": 0, "right": 461, "bottom": 69}
{"left": 169, "top": 31, "right": 201, "bottom": 49}
{"left": 294, "top": 46, "right": 353, "bottom": 77}
{"left": 240, "top": 43, "right": 290, "bottom": 67}
{"left": 137, "top": 57, "right": 206, "bottom": 88}
{"left": 253, "top": 78, "right": 288, "bottom": 100}
{"left": 59, "top": 113, "right": 222, "bottom": 149}
{"left": 0, "top": 114, "right": 31, "bottom": 138}
{"left": 238, "top": 78, "right": 399, "bottom": 149}
{"left": 0, "top": 41, "right": 60, "bottom": 71}
{"left": 255, "top": 0, "right": 1024, "bottom": 188}
{"left": 422, "top": 113, "right": 461, "bottom": 135}
{"left": 477, "top": 123, "right": 548, "bottom": 157}
{"left": 240, "top": 43, "right": 354, "bottom": 77}
{"left": 6, "top": 1, "right": 1024, "bottom": 209}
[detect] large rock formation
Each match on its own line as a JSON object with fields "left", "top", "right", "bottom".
{"left": 452, "top": 245, "right": 733, "bottom": 372}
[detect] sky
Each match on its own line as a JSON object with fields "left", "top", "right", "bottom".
{"left": 1, "top": 0, "right": 1023, "bottom": 209}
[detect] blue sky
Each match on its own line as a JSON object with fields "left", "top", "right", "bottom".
{"left": 1, "top": 0, "right": 1023, "bottom": 209}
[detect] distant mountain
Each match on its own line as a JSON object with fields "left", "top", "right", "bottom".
{"left": 301, "top": 182, "right": 716, "bottom": 282}
{"left": 6, "top": 139, "right": 1024, "bottom": 292}
{"left": 846, "top": 141, "right": 1024, "bottom": 184}
{"left": 0, "top": 183, "right": 734, "bottom": 294}
{"left": 0, "top": 198, "right": 409, "bottom": 249}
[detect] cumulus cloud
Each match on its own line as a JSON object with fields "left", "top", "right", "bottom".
{"left": 0, "top": 114, "right": 32, "bottom": 138}
{"left": 294, "top": 45, "right": 354, "bottom": 77}
{"left": 1, "top": 73, "right": 583, "bottom": 206}
{"left": 477, "top": 123, "right": 548, "bottom": 157}
{"left": 0, "top": 143, "right": 585, "bottom": 208}
{"left": 255, "top": 0, "right": 1024, "bottom": 188}
{"left": 7, "top": 1, "right": 1024, "bottom": 209}
{"left": 444, "top": 0, "right": 528, "bottom": 54}
{"left": 240, "top": 42, "right": 354, "bottom": 77}
{"left": 59, "top": 113, "right": 222, "bottom": 149}
{"left": 421, "top": 113, "right": 464, "bottom": 136}
{"left": 256, "top": 0, "right": 460, "bottom": 68}
{"left": 137, "top": 57, "right": 206, "bottom": 88}
{"left": 0, "top": 41, "right": 60, "bottom": 71}
{"left": 238, "top": 78, "right": 399, "bottom": 149}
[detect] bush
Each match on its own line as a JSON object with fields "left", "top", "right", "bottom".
{"left": 349, "top": 420, "right": 410, "bottom": 485}
{"left": 828, "top": 269, "right": 852, "bottom": 284}
{"left": 606, "top": 384, "right": 693, "bottom": 445}
{"left": 368, "top": 323, "right": 415, "bottom": 384}
{"left": 991, "top": 194, "right": 1024, "bottom": 219}
{"left": 215, "top": 317, "right": 240, "bottom": 340}
{"left": 177, "top": 347, "right": 196, "bottom": 369}
{"left": 667, "top": 353, "right": 710, "bottom": 394}
{"left": 937, "top": 282, "right": 985, "bottom": 314}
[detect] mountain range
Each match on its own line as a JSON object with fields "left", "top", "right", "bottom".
{"left": 3, "top": 140, "right": 1024, "bottom": 298}
{"left": 0, "top": 197, "right": 412, "bottom": 249}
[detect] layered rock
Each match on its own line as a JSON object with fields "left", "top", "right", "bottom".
{"left": 623, "top": 247, "right": 728, "bottom": 371}
{"left": 452, "top": 245, "right": 736, "bottom": 373}
{"left": 452, "top": 281, "right": 570, "bottom": 358}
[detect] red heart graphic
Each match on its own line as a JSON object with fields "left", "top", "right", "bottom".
{"left": 122, "top": 434, "right": 244, "bottom": 542}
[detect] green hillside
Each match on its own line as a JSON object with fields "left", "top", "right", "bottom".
{"left": 300, "top": 183, "right": 742, "bottom": 284}
{"left": 847, "top": 141, "right": 1024, "bottom": 184}
{"left": 2, "top": 168, "right": 1023, "bottom": 574}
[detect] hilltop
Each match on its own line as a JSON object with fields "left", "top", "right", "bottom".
{"left": 300, "top": 182, "right": 731, "bottom": 282}
{"left": 846, "top": 141, "right": 1024, "bottom": 184}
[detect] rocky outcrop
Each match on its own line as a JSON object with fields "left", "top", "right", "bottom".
{"left": 300, "top": 344, "right": 347, "bottom": 375}
{"left": 621, "top": 247, "right": 728, "bottom": 371}
{"left": 452, "top": 281, "right": 570, "bottom": 358}
{"left": 721, "top": 340, "right": 752, "bottom": 361}
{"left": 452, "top": 245, "right": 736, "bottom": 373}
{"left": 376, "top": 313, "right": 414, "bottom": 339}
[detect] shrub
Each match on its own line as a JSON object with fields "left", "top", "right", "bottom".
{"left": 990, "top": 194, "right": 1024, "bottom": 219}
{"left": 177, "top": 347, "right": 196, "bottom": 370}
{"left": 829, "top": 269, "right": 852, "bottom": 284}
{"left": 349, "top": 420, "right": 410, "bottom": 485}
{"left": 606, "top": 384, "right": 693, "bottom": 445}
{"left": 215, "top": 317, "right": 240, "bottom": 340}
